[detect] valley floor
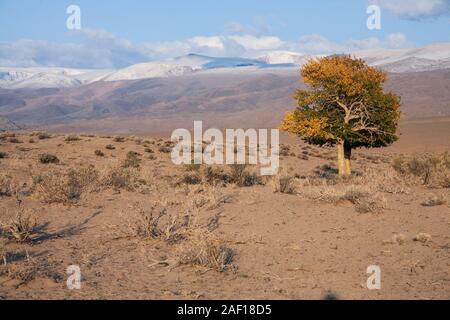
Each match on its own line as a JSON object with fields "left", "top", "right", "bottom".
{"left": 0, "top": 129, "right": 449, "bottom": 300}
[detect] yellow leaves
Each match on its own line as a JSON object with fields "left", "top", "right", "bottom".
{"left": 280, "top": 111, "right": 335, "bottom": 141}
{"left": 301, "top": 55, "right": 387, "bottom": 98}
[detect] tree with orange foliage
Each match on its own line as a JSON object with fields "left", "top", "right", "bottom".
{"left": 280, "top": 55, "right": 401, "bottom": 177}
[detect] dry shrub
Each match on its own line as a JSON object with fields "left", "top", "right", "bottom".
{"left": 65, "top": 134, "right": 81, "bottom": 142}
{"left": 37, "top": 132, "right": 51, "bottom": 140}
{"left": 100, "top": 165, "right": 140, "bottom": 191}
{"left": 0, "top": 201, "right": 37, "bottom": 243}
{"left": 272, "top": 172, "right": 297, "bottom": 194}
{"left": 39, "top": 153, "right": 59, "bottom": 164}
{"left": 94, "top": 150, "right": 105, "bottom": 157}
{"left": 0, "top": 174, "right": 13, "bottom": 197}
{"left": 179, "top": 172, "right": 203, "bottom": 185}
{"left": 413, "top": 233, "right": 432, "bottom": 243}
{"left": 229, "top": 164, "right": 261, "bottom": 187}
{"left": 33, "top": 165, "right": 99, "bottom": 204}
{"left": 203, "top": 166, "right": 232, "bottom": 186}
{"left": 421, "top": 193, "right": 447, "bottom": 207}
{"left": 392, "top": 153, "right": 450, "bottom": 188}
{"left": 353, "top": 194, "right": 387, "bottom": 213}
{"left": 0, "top": 151, "right": 8, "bottom": 159}
{"left": 158, "top": 146, "right": 172, "bottom": 153}
{"left": 113, "top": 136, "right": 125, "bottom": 143}
{"left": 124, "top": 203, "right": 191, "bottom": 244}
{"left": 122, "top": 151, "right": 141, "bottom": 168}
{"left": 190, "top": 187, "right": 234, "bottom": 210}
{"left": 174, "top": 229, "right": 235, "bottom": 272}
{"left": 105, "top": 144, "right": 116, "bottom": 150}
{"left": 279, "top": 144, "right": 291, "bottom": 157}
{"left": 302, "top": 183, "right": 386, "bottom": 213}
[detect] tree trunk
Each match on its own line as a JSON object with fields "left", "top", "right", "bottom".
{"left": 337, "top": 140, "right": 352, "bottom": 177}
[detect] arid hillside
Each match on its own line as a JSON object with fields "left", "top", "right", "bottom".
{"left": 1, "top": 69, "right": 449, "bottom": 134}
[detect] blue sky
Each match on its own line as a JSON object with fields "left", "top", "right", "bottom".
{"left": 1, "top": 0, "right": 449, "bottom": 68}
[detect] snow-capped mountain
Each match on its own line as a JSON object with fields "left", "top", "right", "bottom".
{"left": 102, "top": 54, "right": 291, "bottom": 82}
{"left": 256, "top": 51, "right": 321, "bottom": 66}
{"left": 1, "top": 43, "right": 450, "bottom": 89}
{"left": 0, "top": 67, "right": 112, "bottom": 89}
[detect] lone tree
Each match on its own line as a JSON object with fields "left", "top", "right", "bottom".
{"left": 280, "top": 55, "right": 401, "bottom": 177}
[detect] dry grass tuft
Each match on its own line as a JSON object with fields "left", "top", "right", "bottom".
{"left": 413, "top": 233, "right": 432, "bottom": 243}
{"left": 272, "top": 172, "right": 297, "bottom": 194}
{"left": 65, "top": 134, "right": 81, "bottom": 142}
{"left": 94, "top": 150, "right": 105, "bottom": 157}
{"left": 421, "top": 193, "right": 447, "bottom": 207}
{"left": 0, "top": 174, "right": 13, "bottom": 197}
{"left": 39, "top": 153, "right": 59, "bottom": 164}
{"left": 100, "top": 165, "right": 140, "bottom": 191}
{"left": 124, "top": 203, "right": 191, "bottom": 244}
{"left": 122, "top": 151, "right": 141, "bottom": 168}
{"left": 0, "top": 200, "right": 37, "bottom": 243}
{"left": 33, "top": 165, "right": 99, "bottom": 204}
{"left": 174, "top": 229, "right": 236, "bottom": 272}
{"left": 392, "top": 153, "right": 450, "bottom": 188}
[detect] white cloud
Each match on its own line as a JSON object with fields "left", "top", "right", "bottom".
{"left": 0, "top": 29, "right": 413, "bottom": 69}
{"left": 370, "top": 0, "right": 450, "bottom": 19}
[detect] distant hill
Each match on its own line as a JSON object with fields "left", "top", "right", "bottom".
{"left": 0, "top": 68, "right": 449, "bottom": 134}
{"left": 0, "top": 116, "right": 22, "bottom": 131}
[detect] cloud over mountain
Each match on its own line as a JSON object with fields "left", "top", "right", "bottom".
{"left": 0, "top": 28, "right": 412, "bottom": 69}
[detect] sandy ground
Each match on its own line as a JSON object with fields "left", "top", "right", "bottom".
{"left": 0, "top": 121, "right": 449, "bottom": 300}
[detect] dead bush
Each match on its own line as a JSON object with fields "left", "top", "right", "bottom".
{"left": 33, "top": 165, "right": 99, "bottom": 204}
{"left": 203, "top": 166, "right": 232, "bottom": 186}
{"left": 228, "top": 164, "right": 261, "bottom": 186}
{"left": 0, "top": 201, "right": 37, "bottom": 243}
{"left": 0, "top": 151, "right": 8, "bottom": 159}
{"left": 0, "top": 174, "right": 13, "bottom": 197}
{"left": 39, "top": 153, "right": 59, "bottom": 164}
{"left": 65, "top": 134, "right": 81, "bottom": 142}
{"left": 179, "top": 172, "right": 203, "bottom": 185}
{"left": 174, "top": 229, "right": 236, "bottom": 272}
{"left": 279, "top": 144, "right": 291, "bottom": 157}
{"left": 421, "top": 194, "right": 447, "bottom": 207}
{"left": 113, "top": 136, "right": 125, "bottom": 143}
{"left": 392, "top": 153, "right": 450, "bottom": 188}
{"left": 105, "top": 144, "right": 116, "bottom": 150}
{"left": 37, "top": 132, "right": 51, "bottom": 140}
{"left": 94, "top": 150, "right": 105, "bottom": 157}
{"left": 100, "top": 166, "right": 140, "bottom": 191}
{"left": 122, "top": 151, "right": 141, "bottom": 168}
{"left": 414, "top": 233, "right": 432, "bottom": 243}
{"left": 272, "top": 173, "right": 297, "bottom": 194}
{"left": 125, "top": 203, "right": 191, "bottom": 244}
{"left": 158, "top": 146, "right": 172, "bottom": 153}
{"left": 8, "top": 137, "right": 22, "bottom": 144}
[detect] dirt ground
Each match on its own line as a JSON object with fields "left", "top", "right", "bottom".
{"left": 0, "top": 120, "right": 449, "bottom": 300}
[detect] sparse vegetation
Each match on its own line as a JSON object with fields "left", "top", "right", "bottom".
{"left": 174, "top": 229, "right": 235, "bottom": 272}
{"left": 0, "top": 174, "right": 13, "bottom": 197}
{"left": 39, "top": 153, "right": 60, "bottom": 164}
{"left": 94, "top": 149, "right": 105, "bottom": 157}
{"left": 421, "top": 194, "right": 447, "bottom": 207}
{"left": 0, "top": 200, "right": 37, "bottom": 243}
{"left": 105, "top": 144, "right": 116, "bottom": 150}
{"left": 33, "top": 165, "right": 99, "bottom": 204}
{"left": 0, "top": 151, "right": 8, "bottom": 159}
{"left": 65, "top": 134, "right": 81, "bottom": 142}
{"left": 122, "top": 151, "right": 141, "bottom": 168}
